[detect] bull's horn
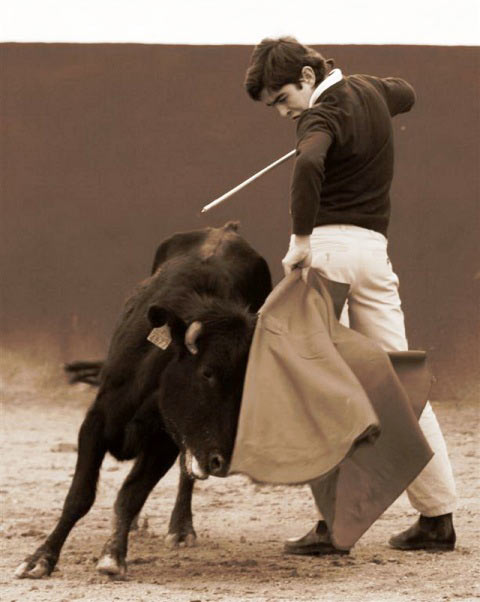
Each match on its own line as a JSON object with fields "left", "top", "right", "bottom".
{"left": 185, "top": 321, "right": 203, "bottom": 355}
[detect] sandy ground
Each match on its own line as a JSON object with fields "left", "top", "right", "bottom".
{"left": 1, "top": 365, "right": 479, "bottom": 602}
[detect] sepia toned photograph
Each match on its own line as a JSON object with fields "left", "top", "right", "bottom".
{"left": 1, "top": 2, "right": 479, "bottom": 600}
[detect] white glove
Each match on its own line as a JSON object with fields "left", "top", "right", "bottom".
{"left": 282, "top": 235, "right": 312, "bottom": 275}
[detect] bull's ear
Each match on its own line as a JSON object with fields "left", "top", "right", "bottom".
{"left": 147, "top": 305, "right": 169, "bottom": 328}
{"left": 147, "top": 305, "right": 187, "bottom": 350}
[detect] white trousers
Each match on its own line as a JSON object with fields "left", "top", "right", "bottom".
{"left": 302, "top": 224, "right": 457, "bottom": 517}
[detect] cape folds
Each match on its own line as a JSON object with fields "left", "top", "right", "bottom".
{"left": 229, "top": 269, "right": 433, "bottom": 548}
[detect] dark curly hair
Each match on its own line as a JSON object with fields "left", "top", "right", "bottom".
{"left": 244, "top": 36, "right": 334, "bottom": 101}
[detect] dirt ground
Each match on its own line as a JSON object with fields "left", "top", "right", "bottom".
{"left": 1, "top": 362, "right": 479, "bottom": 602}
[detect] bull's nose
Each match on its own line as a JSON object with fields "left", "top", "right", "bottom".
{"left": 208, "top": 452, "right": 226, "bottom": 476}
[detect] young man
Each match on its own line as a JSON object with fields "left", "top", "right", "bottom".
{"left": 244, "top": 37, "right": 457, "bottom": 554}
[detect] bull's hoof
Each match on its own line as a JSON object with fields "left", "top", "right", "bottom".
{"left": 96, "top": 554, "right": 126, "bottom": 577}
{"left": 165, "top": 531, "right": 197, "bottom": 548}
{"left": 14, "top": 557, "right": 52, "bottom": 579}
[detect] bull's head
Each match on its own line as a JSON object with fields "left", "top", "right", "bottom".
{"left": 148, "top": 300, "right": 256, "bottom": 480}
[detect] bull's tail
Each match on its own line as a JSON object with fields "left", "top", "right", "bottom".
{"left": 64, "top": 360, "right": 104, "bottom": 386}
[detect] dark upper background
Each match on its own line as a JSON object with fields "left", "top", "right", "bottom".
{"left": 1, "top": 43, "right": 478, "bottom": 399}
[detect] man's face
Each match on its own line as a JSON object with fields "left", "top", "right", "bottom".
{"left": 261, "top": 79, "right": 315, "bottom": 121}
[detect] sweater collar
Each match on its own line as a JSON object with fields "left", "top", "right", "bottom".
{"left": 308, "top": 68, "right": 343, "bottom": 108}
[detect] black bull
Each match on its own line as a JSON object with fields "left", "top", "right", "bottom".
{"left": 15, "top": 222, "right": 272, "bottom": 579}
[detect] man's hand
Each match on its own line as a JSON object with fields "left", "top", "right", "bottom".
{"left": 282, "top": 235, "right": 312, "bottom": 275}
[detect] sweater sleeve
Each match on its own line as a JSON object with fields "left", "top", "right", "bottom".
{"left": 290, "top": 130, "right": 332, "bottom": 235}
{"left": 377, "top": 77, "right": 416, "bottom": 116}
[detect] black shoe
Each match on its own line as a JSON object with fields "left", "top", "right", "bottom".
{"left": 389, "top": 513, "right": 456, "bottom": 551}
{"left": 283, "top": 521, "right": 350, "bottom": 556}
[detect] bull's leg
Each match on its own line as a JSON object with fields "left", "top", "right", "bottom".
{"left": 15, "top": 409, "right": 106, "bottom": 579}
{"left": 165, "top": 453, "right": 197, "bottom": 548}
{"left": 129, "top": 512, "right": 141, "bottom": 531}
{"left": 96, "top": 436, "right": 178, "bottom": 576}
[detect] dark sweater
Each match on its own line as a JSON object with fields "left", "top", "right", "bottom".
{"left": 291, "top": 74, "right": 416, "bottom": 236}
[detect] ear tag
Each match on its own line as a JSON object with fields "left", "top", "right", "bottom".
{"left": 147, "top": 324, "right": 172, "bottom": 350}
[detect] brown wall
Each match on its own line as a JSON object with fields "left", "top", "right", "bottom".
{"left": 1, "top": 43, "right": 478, "bottom": 399}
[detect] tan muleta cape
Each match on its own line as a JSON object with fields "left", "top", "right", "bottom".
{"left": 229, "top": 269, "right": 433, "bottom": 549}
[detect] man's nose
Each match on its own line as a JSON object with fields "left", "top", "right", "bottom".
{"left": 276, "top": 104, "right": 289, "bottom": 118}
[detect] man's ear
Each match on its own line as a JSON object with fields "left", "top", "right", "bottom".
{"left": 300, "top": 65, "right": 316, "bottom": 86}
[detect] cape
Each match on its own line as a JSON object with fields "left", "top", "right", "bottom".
{"left": 229, "top": 268, "right": 433, "bottom": 549}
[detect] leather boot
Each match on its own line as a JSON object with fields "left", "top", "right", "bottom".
{"left": 389, "top": 513, "right": 456, "bottom": 551}
{"left": 283, "top": 520, "right": 350, "bottom": 556}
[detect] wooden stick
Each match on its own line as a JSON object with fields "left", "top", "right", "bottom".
{"left": 201, "top": 149, "right": 296, "bottom": 213}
